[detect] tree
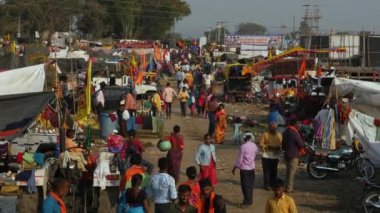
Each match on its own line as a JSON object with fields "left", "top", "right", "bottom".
{"left": 134, "top": 0, "right": 191, "bottom": 39}
{"left": 0, "top": 0, "right": 191, "bottom": 40}
{"left": 75, "top": 0, "right": 109, "bottom": 38}
{"left": 0, "top": 0, "right": 86, "bottom": 39}
{"left": 235, "top": 22, "right": 267, "bottom": 35}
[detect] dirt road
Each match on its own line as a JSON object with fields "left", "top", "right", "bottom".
{"left": 140, "top": 97, "right": 363, "bottom": 213}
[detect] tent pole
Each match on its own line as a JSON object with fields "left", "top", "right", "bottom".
{"left": 55, "top": 50, "right": 65, "bottom": 153}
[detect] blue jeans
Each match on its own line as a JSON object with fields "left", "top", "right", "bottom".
{"left": 127, "top": 115, "right": 136, "bottom": 131}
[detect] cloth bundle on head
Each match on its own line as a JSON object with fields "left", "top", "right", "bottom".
{"left": 243, "top": 131, "right": 255, "bottom": 141}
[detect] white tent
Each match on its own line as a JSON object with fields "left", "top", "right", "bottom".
{"left": 0, "top": 64, "right": 45, "bottom": 96}
{"left": 49, "top": 47, "right": 89, "bottom": 61}
{"left": 330, "top": 78, "right": 380, "bottom": 118}
{"left": 330, "top": 78, "right": 380, "bottom": 166}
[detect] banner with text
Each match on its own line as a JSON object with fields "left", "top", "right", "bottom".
{"left": 225, "top": 35, "right": 283, "bottom": 48}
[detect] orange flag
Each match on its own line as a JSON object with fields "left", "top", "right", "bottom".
{"left": 316, "top": 66, "right": 322, "bottom": 78}
{"left": 155, "top": 46, "right": 162, "bottom": 61}
{"left": 297, "top": 58, "right": 307, "bottom": 78}
{"left": 134, "top": 72, "right": 144, "bottom": 85}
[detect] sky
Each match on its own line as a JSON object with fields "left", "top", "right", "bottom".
{"left": 175, "top": 0, "right": 380, "bottom": 38}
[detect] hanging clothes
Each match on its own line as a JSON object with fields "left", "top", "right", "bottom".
{"left": 154, "top": 46, "right": 162, "bottom": 61}
{"left": 27, "top": 170, "right": 37, "bottom": 193}
{"left": 321, "top": 109, "right": 336, "bottom": 149}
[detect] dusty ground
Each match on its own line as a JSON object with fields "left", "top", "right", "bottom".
{"left": 138, "top": 86, "right": 364, "bottom": 213}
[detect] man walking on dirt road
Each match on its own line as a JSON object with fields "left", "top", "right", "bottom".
{"left": 232, "top": 133, "right": 258, "bottom": 207}
{"left": 282, "top": 119, "right": 305, "bottom": 193}
{"left": 163, "top": 82, "right": 178, "bottom": 119}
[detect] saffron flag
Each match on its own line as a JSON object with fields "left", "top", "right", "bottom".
{"left": 131, "top": 53, "right": 138, "bottom": 68}
{"left": 86, "top": 60, "right": 92, "bottom": 115}
{"left": 11, "top": 41, "right": 16, "bottom": 54}
{"left": 154, "top": 46, "right": 162, "bottom": 61}
{"left": 316, "top": 66, "right": 322, "bottom": 78}
{"left": 135, "top": 72, "right": 144, "bottom": 85}
{"left": 141, "top": 53, "right": 147, "bottom": 70}
{"left": 297, "top": 57, "right": 307, "bottom": 78}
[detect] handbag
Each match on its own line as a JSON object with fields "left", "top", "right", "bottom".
{"left": 122, "top": 110, "right": 130, "bottom": 121}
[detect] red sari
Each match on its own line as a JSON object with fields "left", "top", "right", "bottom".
{"left": 167, "top": 133, "right": 184, "bottom": 183}
{"left": 199, "top": 156, "right": 218, "bottom": 186}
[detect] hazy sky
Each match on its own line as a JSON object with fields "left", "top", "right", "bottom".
{"left": 175, "top": 0, "right": 380, "bottom": 38}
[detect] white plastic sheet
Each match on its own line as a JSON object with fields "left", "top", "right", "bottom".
{"left": 0, "top": 64, "right": 45, "bottom": 96}
{"left": 346, "top": 110, "right": 380, "bottom": 166}
{"left": 332, "top": 78, "right": 380, "bottom": 118}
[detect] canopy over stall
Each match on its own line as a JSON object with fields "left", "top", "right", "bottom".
{"left": 0, "top": 64, "right": 46, "bottom": 96}
{"left": 329, "top": 78, "right": 380, "bottom": 166}
{"left": 0, "top": 92, "right": 54, "bottom": 140}
{"left": 330, "top": 78, "right": 380, "bottom": 118}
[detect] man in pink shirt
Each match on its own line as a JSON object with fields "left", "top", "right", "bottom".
{"left": 232, "top": 133, "right": 258, "bottom": 207}
{"left": 124, "top": 92, "right": 137, "bottom": 131}
{"left": 162, "top": 83, "right": 177, "bottom": 119}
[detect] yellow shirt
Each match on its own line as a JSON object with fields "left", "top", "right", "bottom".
{"left": 260, "top": 131, "right": 282, "bottom": 159}
{"left": 185, "top": 72, "right": 193, "bottom": 86}
{"left": 179, "top": 91, "right": 189, "bottom": 102}
{"left": 265, "top": 194, "right": 297, "bottom": 213}
{"left": 152, "top": 93, "right": 162, "bottom": 112}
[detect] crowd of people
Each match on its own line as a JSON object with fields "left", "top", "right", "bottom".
{"left": 41, "top": 60, "right": 305, "bottom": 213}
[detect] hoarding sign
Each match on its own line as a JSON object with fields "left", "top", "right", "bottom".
{"left": 225, "top": 35, "right": 283, "bottom": 48}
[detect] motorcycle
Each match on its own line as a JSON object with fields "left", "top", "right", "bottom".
{"left": 357, "top": 176, "right": 380, "bottom": 213}
{"left": 307, "top": 134, "right": 375, "bottom": 179}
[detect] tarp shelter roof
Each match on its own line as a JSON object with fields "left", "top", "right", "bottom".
{"left": 330, "top": 78, "right": 380, "bottom": 118}
{"left": 0, "top": 92, "right": 54, "bottom": 140}
{"left": 0, "top": 64, "right": 46, "bottom": 96}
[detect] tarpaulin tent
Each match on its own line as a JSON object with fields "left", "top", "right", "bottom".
{"left": 0, "top": 92, "right": 54, "bottom": 140}
{"left": 0, "top": 64, "right": 46, "bottom": 96}
{"left": 330, "top": 78, "right": 380, "bottom": 118}
{"left": 329, "top": 78, "right": 380, "bottom": 166}
{"left": 49, "top": 47, "right": 89, "bottom": 61}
